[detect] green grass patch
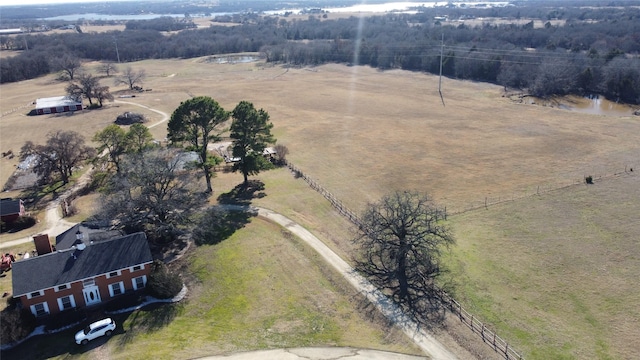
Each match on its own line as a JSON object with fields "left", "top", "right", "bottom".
{"left": 444, "top": 175, "right": 640, "bottom": 359}
{"left": 88, "top": 217, "right": 419, "bottom": 359}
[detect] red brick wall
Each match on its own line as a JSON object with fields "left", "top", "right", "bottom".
{"left": 18, "top": 262, "right": 152, "bottom": 316}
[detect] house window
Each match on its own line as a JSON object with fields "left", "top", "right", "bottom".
{"left": 27, "top": 290, "right": 43, "bottom": 299}
{"left": 132, "top": 275, "right": 147, "bottom": 290}
{"left": 107, "top": 270, "right": 121, "bottom": 279}
{"left": 131, "top": 265, "right": 143, "bottom": 272}
{"left": 55, "top": 284, "right": 69, "bottom": 292}
{"left": 30, "top": 302, "right": 49, "bottom": 317}
{"left": 83, "top": 279, "right": 95, "bottom": 287}
{"left": 57, "top": 295, "right": 76, "bottom": 311}
{"left": 109, "top": 282, "right": 124, "bottom": 297}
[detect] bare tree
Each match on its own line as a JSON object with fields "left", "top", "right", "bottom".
{"left": 115, "top": 66, "right": 146, "bottom": 90}
{"left": 99, "top": 62, "right": 118, "bottom": 77}
{"left": 273, "top": 144, "right": 289, "bottom": 166}
{"left": 66, "top": 73, "right": 113, "bottom": 108}
{"left": 20, "top": 131, "right": 96, "bottom": 185}
{"left": 98, "top": 148, "right": 206, "bottom": 242}
{"left": 94, "top": 86, "right": 114, "bottom": 107}
{"left": 353, "top": 191, "right": 454, "bottom": 326}
{"left": 52, "top": 54, "right": 82, "bottom": 80}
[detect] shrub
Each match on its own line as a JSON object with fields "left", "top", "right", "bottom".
{"left": 44, "top": 310, "right": 86, "bottom": 332}
{"left": 0, "top": 307, "right": 37, "bottom": 344}
{"left": 115, "top": 112, "right": 146, "bottom": 125}
{"left": 585, "top": 175, "right": 593, "bottom": 184}
{"left": 147, "top": 260, "right": 182, "bottom": 299}
{"left": 104, "top": 293, "right": 145, "bottom": 312}
{"left": 273, "top": 144, "right": 289, "bottom": 166}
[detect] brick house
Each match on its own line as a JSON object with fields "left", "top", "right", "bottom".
{"left": 0, "top": 198, "right": 25, "bottom": 224}
{"left": 11, "top": 231, "right": 153, "bottom": 317}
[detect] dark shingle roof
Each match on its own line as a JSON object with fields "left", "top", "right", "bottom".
{"left": 12, "top": 232, "right": 152, "bottom": 296}
{"left": 56, "top": 223, "right": 123, "bottom": 250}
{"left": 0, "top": 198, "right": 22, "bottom": 216}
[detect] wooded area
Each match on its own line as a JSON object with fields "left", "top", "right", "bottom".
{"left": 1, "top": 3, "right": 639, "bottom": 103}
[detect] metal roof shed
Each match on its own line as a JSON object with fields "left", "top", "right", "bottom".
{"left": 34, "top": 96, "right": 82, "bottom": 115}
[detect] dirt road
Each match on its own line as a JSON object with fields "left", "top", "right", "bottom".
{"left": 224, "top": 205, "right": 458, "bottom": 360}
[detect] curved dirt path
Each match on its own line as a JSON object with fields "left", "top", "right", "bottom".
{"left": 197, "top": 347, "right": 426, "bottom": 360}
{"left": 0, "top": 171, "right": 92, "bottom": 249}
{"left": 1, "top": 100, "right": 168, "bottom": 250}
{"left": 225, "top": 205, "right": 457, "bottom": 360}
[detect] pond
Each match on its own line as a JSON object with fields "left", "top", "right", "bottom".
{"left": 521, "top": 95, "right": 638, "bottom": 117}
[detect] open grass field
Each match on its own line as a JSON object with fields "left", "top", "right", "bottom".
{"left": 3, "top": 58, "right": 638, "bottom": 211}
{"left": 446, "top": 173, "right": 640, "bottom": 359}
{"left": 1, "top": 58, "right": 639, "bottom": 359}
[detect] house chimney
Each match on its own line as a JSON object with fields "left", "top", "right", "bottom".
{"left": 74, "top": 230, "right": 86, "bottom": 251}
{"left": 33, "top": 234, "right": 53, "bottom": 255}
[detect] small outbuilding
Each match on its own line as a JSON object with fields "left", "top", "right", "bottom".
{"left": 34, "top": 96, "right": 82, "bottom": 115}
{"left": 0, "top": 198, "right": 25, "bottom": 224}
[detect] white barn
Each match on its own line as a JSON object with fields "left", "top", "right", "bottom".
{"left": 34, "top": 96, "right": 82, "bottom": 115}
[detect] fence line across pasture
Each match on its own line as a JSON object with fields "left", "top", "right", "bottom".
{"left": 285, "top": 160, "right": 523, "bottom": 360}
{"left": 450, "top": 161, "right": 639, "bottom": 215}
{"left": 0, "top": 101, "right": 34, "bottom": 118}
{"left": 438, "top": 289, "right": 524, "bottom": 360}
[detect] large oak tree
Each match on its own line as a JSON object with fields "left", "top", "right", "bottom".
{"left": 98, "top": 149, "right": 206, "bottom": 243}
{"left": 353, "top": 191, "right": 454, "bottom": 325}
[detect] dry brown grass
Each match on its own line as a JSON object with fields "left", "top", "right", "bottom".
{"left": 0, "top": 50, "right": 22, "bottom": 59}
{"left": 78, "top": 24, "right": 126, "bottom": 33}
{"left": 1, "top": 58, "right": 639, "bottom": 358}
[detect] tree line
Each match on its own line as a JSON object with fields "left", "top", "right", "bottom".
{"left": 2, "top": 4, "right": 639, "bottom": 103}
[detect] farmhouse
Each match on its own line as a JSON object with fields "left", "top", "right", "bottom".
{"left": 33, "top": 96, "right": 82, "bottom": 115}
{"left": 0, "top": 198, "right": 25, "bottom": 224}
{"left": 11, "top": 231, "right": 153, "bottom": 317}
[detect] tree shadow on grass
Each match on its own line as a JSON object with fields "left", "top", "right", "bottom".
{"left": 352, "top": 275, "right": 447, "bottom": 332}
{"left": 115, "top": 303, "right": 181, "bottom": 348}
{"left": 19, "top": 181, "right": 66, "bottom": 212}
{"left": 217, "top": 179, "right": 266, "bottom": 206}
{"left": 192, "top": 207, "right": 255, "bottom": 246}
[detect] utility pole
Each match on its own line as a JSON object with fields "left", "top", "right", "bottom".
{"left": 438, "top": 33, "right": 445, "bottom": 106}
{"left": 114, "top": 36, "right": 121, "bottom": 63}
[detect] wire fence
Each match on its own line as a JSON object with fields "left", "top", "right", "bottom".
{"left": 287, "top": 161, "right": 362, "bottom": 228}
{"left": 1, "top": 101, "right": 34, "bottom": 118}
{"left": 285, "top": 160, "right": 523, "bottom": 359}
{"left": 439, "top": 290, "right": 524, "bottom": 360}
{"left": 450, "top": 162, "right": 639, "bottom": 215}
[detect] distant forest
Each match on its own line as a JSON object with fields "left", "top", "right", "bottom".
{"left": 1, "top": 1, "right": 639, "bottom": 104}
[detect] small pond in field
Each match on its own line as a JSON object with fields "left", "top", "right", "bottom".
{"left": 521, "top": 95, "right": 638, "bottom": 117}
